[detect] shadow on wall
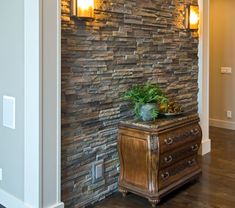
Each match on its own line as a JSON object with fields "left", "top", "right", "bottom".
{"left": 61, "top": 0, "right": 199, "bottom": 207}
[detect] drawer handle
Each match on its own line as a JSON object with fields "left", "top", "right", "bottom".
{"left": 191, "top": 144, "right": 198, "bottom": 152}
{"left": 164, "top": 138, "right": 173, "bottom": 145}
{"left": 161, "top": 172, "right": 170, "bottom": 180}
{"left": 191, "top": 128, "right": 199, "bottom": 136}
{"left": 164, "top": 155, "right": 173, "bottom": 163}
{"left": 188, "top": 159, "right": 196, "bottom": 167}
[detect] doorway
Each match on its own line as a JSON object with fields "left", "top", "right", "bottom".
{"left": 209, "top": 0, "right": 235, "bottom": 130}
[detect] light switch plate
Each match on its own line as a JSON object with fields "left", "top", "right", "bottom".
{"left": 0, "top": 168, "right": 2, "bottom": 181}
{"left": 3, "top": 96, "right": 15, "bottom": 129}
{"left": 221, "top": 67, "right": 232, "bottom": 74}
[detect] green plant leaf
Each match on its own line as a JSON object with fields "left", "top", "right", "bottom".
{"left": 123, "top": 84, "right": 168, "bottom": 118}
{"left": 150, "top": 108, "right": 159, "bottom": 120}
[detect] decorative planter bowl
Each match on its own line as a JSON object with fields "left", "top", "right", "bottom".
{"left": 140, "top": 103, "right": 158, "bottom": 121}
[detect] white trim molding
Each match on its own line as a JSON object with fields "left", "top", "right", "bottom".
{"left": 0, "top": 188, "right": 31, "bottom": 208}
{"left": 198, "top": 0, "right": 211, "bottom": 155}
{"left": 42, "top": 0, "right": 63, "bottom": 207}
{"left": 48, "top": 202, "right": 64, "bottom": 208}
{"left": 24, "top": 0, "right": 42, "bottom": 207}
{"left": 210, "top": 118, "right": 235, "bottom": 130}
{"left": 199, "top": 138, "right": 211, "bottom": 156}
{"left": 24, "top": 0, "right": 63, "bottom": 207}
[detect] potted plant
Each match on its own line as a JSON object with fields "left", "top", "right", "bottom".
{"left": 123, "top": 84, "right": 168, "bottom": 121}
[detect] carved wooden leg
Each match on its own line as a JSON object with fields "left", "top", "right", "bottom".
{"left": 148, "top": 198, "right": 160, "bottom": 207}
{"left": 119, "top": 188, "right": 128, "bottom": 198}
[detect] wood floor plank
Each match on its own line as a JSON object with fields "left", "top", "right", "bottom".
{"left": 90, "top": 127, "right": 235, "bottom": 208}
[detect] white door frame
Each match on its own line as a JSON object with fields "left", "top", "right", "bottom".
{"left": 24, "top": 0, "right": 63, "bottom": 207}
{"left": 41, "top": 0, "right": 63, "bottom": 207}
{"left": 198, "top": 0, "right": 211, "bottom": 155}
{"left": 24, "top": 0, "right": 42, "bottom": 206}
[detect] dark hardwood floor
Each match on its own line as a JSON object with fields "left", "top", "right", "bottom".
{"left": 90, "top": 127, "right": 235, "bottom": 208}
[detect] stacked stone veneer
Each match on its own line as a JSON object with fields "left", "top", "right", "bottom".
{"left": 61, "top": 0, "right": 199, "bottom": 207}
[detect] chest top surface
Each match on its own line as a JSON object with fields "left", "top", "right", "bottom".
{"left": 119, "top": 113, "right": 199, "bottom": 132}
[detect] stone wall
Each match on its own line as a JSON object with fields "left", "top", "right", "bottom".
{"left": 61, "top": 0, "right": 199, "bottom": 207}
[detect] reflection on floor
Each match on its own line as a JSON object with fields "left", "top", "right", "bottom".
{"left": 89, "top": 127, "right": 235, "bottom": 208}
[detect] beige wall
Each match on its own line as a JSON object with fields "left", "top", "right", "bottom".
{"left": 210, "top": 0, "right": 235, "bottom": 126}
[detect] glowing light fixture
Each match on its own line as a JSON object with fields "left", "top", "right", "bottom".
{"left": 185, "top": 5, "right": 199, "bottom": 30}
{"left": 71, "top": 0, "right": 94, "bottom": 19}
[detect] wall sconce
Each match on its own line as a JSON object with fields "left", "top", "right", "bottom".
{"left": 185, "top": 5, "right": 199, "bottom": 30}
{"left": 71, "top": 0, "right": 94, "bottom": 19}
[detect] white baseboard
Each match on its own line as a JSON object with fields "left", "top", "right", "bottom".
{"left": 210, "top": 118, "right": 235, "bottom": 130}
{"left": 0, "top": 188, "right": 64, "bottom": 208}
{"left": 0, "top": 188, "right": 31, "bottom": 208}
{"left": 48, "top": 202, "right": 64, "bottom": 208}
{"left": 199, "top": 138, "right": 211, "bottom": 156}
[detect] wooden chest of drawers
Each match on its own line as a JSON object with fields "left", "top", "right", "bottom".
{"left": 118, "top": 114, "right": 202, "bottom": 207}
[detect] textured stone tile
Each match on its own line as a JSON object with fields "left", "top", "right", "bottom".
{"left": 61, "top": 0, "right": 199, "bottom": 207}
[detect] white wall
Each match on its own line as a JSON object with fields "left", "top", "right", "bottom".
{"left": 42, "top": 0, "right": 62, "bottom": 206}
{"left": 0, "top": 0, "right": 25, "bottom": 200}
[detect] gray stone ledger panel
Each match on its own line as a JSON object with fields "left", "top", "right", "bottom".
{"left": 61, "top": 0, "right": 199, "bottom": 207}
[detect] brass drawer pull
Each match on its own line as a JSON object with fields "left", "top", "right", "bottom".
{"left": 164, "top": 137, "right": 173, "bottom": 145}
{"left": 161, "top": 172, "right": 170, "bottom": 180}
{"left": 191, "top": 128, "right": 199, "bottom": 136}
{"left": 164, "top": 155, "right": 173, "bottom": 163}
{"left": 191, "top": 144, "right": 198, "bottom": 152}
{"left": 188, "top": 159, "right": 196, "bottom": 167}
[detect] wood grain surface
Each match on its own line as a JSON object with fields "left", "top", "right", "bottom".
{"left": 118, "top": 116, "right": 202, "bottom": 207}
{"left": 89, "top": 127, "right": 235, "bottom": 208}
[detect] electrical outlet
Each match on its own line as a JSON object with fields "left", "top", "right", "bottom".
{"left": 0, "top": 168, "right": 3, "bottom": 181}
{"left": 92, "top": 160, "right": 104, "bottom": 182}
{"left": 3, "top": 95, "right": 16, "bottom": 129}
{"left": 227, "top": 111, "right": 232, "bottom": 119}
{"left": 108, "top": 183, "right": 118, "bottom": 191}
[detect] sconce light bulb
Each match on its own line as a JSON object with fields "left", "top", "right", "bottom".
{"left": 77, "top": 0, "right": 94, "bottom": 10}
{"left": 190, "top": 11, "right": 199, "bottom": 25}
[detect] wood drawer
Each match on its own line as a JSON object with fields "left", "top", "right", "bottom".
{"left": 158, "top": 155, "right": 199, "bottom": 190}
{"left": 159, "top": 141, "right": 201, "bottom": 169}
{"left": 159, "top": 123, "right": 202, "bottom": 153}
{"left": 118, "top": 114, "right": 202, "bottom": 207}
